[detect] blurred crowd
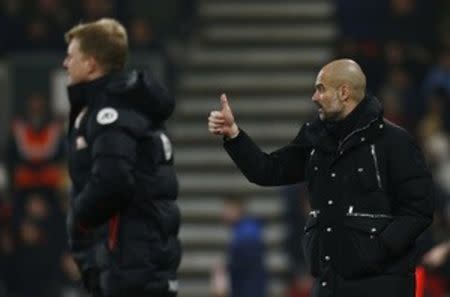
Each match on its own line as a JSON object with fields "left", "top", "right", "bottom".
{"left": 0, "top": 92, "right": 77, "bottom": 297}
{"left": 284, "top": 1, "right": 450, "bottom": 297}
{"left": 0, "top": 0, "right": 197, "bottom": 91}
{"left": 0, "top": 1, "right": 196, "bottom": 296}
{"left": 0, "top": 0, "right": 197, "bottom": 54}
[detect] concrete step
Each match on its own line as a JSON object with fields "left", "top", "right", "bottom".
{"left": 199, "top": 1, "right": 334, "bottom": 21}
{"left": 171, "top": 120, "right": 301, "bottom": 144}
{"left": 177, "top": 96, "right": 315, "bottom": 119}
{"left": 179, "top": 222, "right": 285, "bottom": 247}
{"left": 180, "top": 277, "right": 285, "bottom": 297}
{"left": 178, "top": 195, "right": 283, "bottom": 221}
{"left": 202, "top": 24, "right": 336, "bottom": 45}
{"left": 179, "top": 250, "right": 288, "bottom": 274}
{"left": 187, "top": 47, "right": 331, "bottom": 69}
{"left": 177, "top": 171, "right": 279, "bottom": 195}
{"left": 175, "top": 146, "right": 274, "bottom": 169}
{"left": 179, "top": 71, "right": 315, "bottom": 93}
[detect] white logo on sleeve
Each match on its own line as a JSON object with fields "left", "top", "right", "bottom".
{"left": 160, "top": 133, "right": 172, "bottom": 161}
{"left": 96, "top": 108, "right": 118, "bottom": 125}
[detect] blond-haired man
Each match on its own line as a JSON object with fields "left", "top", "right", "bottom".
{"left": 64, "top": 18, "right": 180, "bottom": 297}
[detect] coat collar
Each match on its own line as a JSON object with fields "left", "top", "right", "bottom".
{"left": 67, "top": 73, "right": 115, "bottom": 112}
{"left": 66, "top": 73, "right": 117, "bottom": 131}
{"left": 303, "top": 94, "right": 385, "bottom": 154}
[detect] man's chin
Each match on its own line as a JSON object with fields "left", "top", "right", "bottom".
{"left": 67, "top": 78, "right": 81, "bottom": 86}
{"left": 318, "top": 111, "right": 325, "bottom": 120}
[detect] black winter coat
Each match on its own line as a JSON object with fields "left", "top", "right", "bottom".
{"left": 224, "top": 95, "right": 433, "bottom": 297}
{"left": 66, "top": 71, "right": 180, "bottom": 297}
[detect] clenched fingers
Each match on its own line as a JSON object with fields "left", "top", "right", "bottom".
{"left": 209, "top": 111, "right": 224, "bottom": 120}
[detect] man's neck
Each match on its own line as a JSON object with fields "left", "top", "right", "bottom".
{"left": 86, "top": 71, "right": 107, "bottom": 82}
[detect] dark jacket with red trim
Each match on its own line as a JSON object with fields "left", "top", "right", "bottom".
{"left": 66, "top": 71, "right": 180, "bottom": 297}
{"left": 223, "top": 95, "right": 434, "bottom": 297}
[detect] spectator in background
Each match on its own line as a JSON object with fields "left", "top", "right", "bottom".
{"left": 5, "top": 93, "right": 67, "bottom": 297}
{"left": 378, "top": 67, "right": 418, "bottom": 130}
{"left": 6, "top": 93, "right": 66, "bottom": 212}
{"left": 6, "top": 195, "right": 62, "bottom": 297}
{"left": 128, "top": 16, "right": 163, "bottom": 51}
{"left": 22, "top": 0, "right": 72, "bottom": 50}
{"left": 335, "top": 0, "right": 387, "bottom": 93}
{"left": 382, "top": 0, "right": 435, "bottom": 48}
{"left": 212, "top": 195, "right": 267, "bottom": 297}
{"left": 417, "top": 88, "right": 449, "bottom": 148}
{"left": 78, "top": 0, "right": 114, "bottom": 21}
{"left": 0, "top": 0, "right": 26, "bottom": 53}
{"left": 415, "top": 92, "right": 450, "bottom": 296}
{"left": 176, "top": 0, "right": 197, "bottom": 40}
{"left": 422, "top": 47, "right": 450, "bottom": 101}
{"left": 127, "top": 15, "right": 177, "bottom": 94}
{"left": 382, "top": 0, "right": 434, "bottom": 78}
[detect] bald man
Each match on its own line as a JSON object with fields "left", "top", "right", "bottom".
{"left": 208, "top": 59, "right": 433, "bottom": 297}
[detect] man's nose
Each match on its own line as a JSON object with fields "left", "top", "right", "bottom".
{"left": 312, "top": 91, "right": 319, "bottom": 102}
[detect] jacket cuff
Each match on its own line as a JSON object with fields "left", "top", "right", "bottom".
{"left": 223, "top": 128, "right": 243, "bottom": 143}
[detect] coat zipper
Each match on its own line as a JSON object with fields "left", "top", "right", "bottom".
{"left": 370, "top": 144, "right": 382, "bottom": 189}
{"left": 338, "top": 117, "right": 379, "bottom": 152}
{"left": 346, "top": 205, "right": 392, "bottom": 219}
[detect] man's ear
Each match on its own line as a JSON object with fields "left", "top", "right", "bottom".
{"left": 339, "top": 84, "right": 350, "bottom": 102}
{"left": 86, "top": 56, "right": 98, "bottom": 74}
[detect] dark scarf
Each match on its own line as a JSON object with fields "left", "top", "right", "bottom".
{"left": 323, "top": 97, "right": 370, "bottom": 143}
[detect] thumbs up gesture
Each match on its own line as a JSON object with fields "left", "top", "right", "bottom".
{"left": 208, "top": 94, "right": 239, "bottom": 138}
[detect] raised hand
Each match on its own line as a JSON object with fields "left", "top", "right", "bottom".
{"left": 208, "top": 93, "right": 239, "bottom": 138}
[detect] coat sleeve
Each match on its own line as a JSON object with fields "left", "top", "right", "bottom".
{"left": 223, "top": 125, "right": 310, "bottom": 186}
{"left": 72, "top": 109, "right": 150, "bottom": 230}
{"left": 379, "top": 130, "right": 434, "bottom": 255}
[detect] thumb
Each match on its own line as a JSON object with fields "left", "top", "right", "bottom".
{"left": 220, "top": 93, "right": 231, "bottom": 112}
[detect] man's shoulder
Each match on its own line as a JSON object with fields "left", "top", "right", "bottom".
{"left": 291, "top": 118, "right": 322, "bottom": 147}
{"left": 381, "top": 119, "right": 423, "bottom": 157}
{"left": 382, "top": 119, "right": 415, "bottom": 143}
{"left": 86, "top": 102, "right": 150, "bottom": 139}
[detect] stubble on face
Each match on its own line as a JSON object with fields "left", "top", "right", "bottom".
{"left": 314, "top": 71, "right": 344, "bottom": 121}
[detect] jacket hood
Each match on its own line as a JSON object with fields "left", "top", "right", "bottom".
{"left": 106, "top": 70, "right": 175, "bottom": 124}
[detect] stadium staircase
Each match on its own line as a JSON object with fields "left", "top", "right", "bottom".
{"left": 170, "top": 1, "right": 336, "bottom": 296}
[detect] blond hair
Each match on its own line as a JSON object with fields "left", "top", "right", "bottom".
{"left": 65, "top": 18, "right": 128, "bottom": 72}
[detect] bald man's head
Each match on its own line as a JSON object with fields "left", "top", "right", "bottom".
{"left": 312, "top": 59, "right": 367, "bottom": 121}
{"left": 320, "top": 59, "right": 366, "bottom": 102}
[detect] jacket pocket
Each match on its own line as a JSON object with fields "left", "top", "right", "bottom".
{"left": 339, "top": 215, "right": 391, "bottom": 279}
{"left": 302, "top": 215, "right": 320, "bottom": 277}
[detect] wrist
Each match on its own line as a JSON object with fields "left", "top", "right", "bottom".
{"left": 229, "top": 124, "right": 239, "bottom": 139}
